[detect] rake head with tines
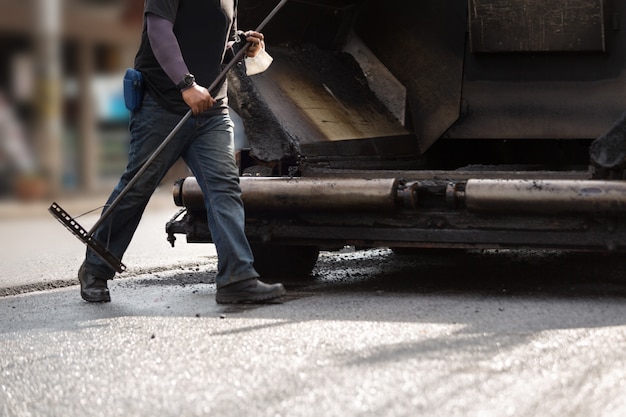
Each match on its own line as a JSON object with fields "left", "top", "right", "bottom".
{"left": 49, "top": 202, "right": 127, "bottom": 273}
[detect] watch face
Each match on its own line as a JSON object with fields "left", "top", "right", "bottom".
{"left": 179, "top": 74, "right": 195, "bottom": 90}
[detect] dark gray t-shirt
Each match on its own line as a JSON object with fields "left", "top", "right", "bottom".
{"left": 134, "top": 0, "right": 238, "bottom": 115}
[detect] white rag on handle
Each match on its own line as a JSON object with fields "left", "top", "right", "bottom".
{"left": 245, "top": 48, "right": 273, "bottom": 76}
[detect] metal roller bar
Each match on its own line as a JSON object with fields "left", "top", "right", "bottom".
{"left": 176, "top": 177, "right": 400, "bottom": 212}
{"left": 465, "top": 179, "right": 626, "bottom": 214}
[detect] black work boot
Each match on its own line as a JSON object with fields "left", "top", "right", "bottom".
{"left": 216, "top": 278, "right": 286, "bottom": 304}
{"left": 78, "top": 263, "right": 111, "bottom": 303}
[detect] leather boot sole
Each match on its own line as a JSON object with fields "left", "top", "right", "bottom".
{"left": 216, "top": 279, "right": 286, "bottom": 304}
{"left": 80, "top": 290, "right": 111, "bottom": 303}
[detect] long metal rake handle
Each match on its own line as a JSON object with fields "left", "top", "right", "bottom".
{"left": 88, "top": 0, "right": 289, "bottom": 236}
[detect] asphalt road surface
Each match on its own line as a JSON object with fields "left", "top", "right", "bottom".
{"left": 1, "top": 192, "right": 626, "bottom": 417}
{"left": 0, "top": 188, "right": 215, "bottom": 295}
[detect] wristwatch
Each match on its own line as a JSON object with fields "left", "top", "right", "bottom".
{"left": 177, "top": 73, "right": 195, "bottom": 91}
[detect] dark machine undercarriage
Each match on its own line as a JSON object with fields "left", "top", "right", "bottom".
{"left": 166, "top": 0, "right": 626, "bottom": 277}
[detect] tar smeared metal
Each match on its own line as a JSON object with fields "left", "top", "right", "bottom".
{"left": 590, "top": 111, "right": 626, "bottom": 171}
{"left": 228, "top": 63, "right": 301, "bottom": 163}
{"left": 227, "top": 44, "right": 399, "bottom": 163}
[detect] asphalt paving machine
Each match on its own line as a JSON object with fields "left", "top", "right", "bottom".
{"left": 166, "top": 0, "right": 626, "bottom": 277}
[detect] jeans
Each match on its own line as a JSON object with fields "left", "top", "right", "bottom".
{"left": 84, "top": 94, "right": 259, "bottom": 287}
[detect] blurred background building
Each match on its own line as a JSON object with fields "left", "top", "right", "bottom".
{"left": 0, "top": 0, "right": 145, "bottom": 200}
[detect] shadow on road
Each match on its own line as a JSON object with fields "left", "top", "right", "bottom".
{"left": 306, "top": 248, "right": 626, "bottom": 299}
{"left": 1, "top": 248, "right": 625, "bottom": 336}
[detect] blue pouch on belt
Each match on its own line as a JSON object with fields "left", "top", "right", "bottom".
{"left": 123, "top": 68, "right": 144, "bottom": 112}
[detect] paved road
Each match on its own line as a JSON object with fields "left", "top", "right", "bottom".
{"left": 0, "top": 188, "right": 216, "bottom": 295}
{"left": 1, "top": 192, "right": 626, "bottom": 417}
